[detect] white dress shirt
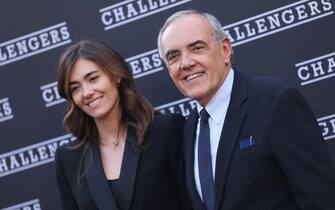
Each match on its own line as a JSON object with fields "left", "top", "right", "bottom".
{"left": 194, "top": 69, "right": 234, "bottom": 200}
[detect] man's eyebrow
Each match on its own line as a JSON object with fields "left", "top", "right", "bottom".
{"left": 164, "top": 40, "right": 208, "bottom": 60}
{"left": 188, "top": 40, "right": 207, "bottom": 48}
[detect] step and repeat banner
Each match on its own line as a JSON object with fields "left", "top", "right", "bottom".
{"left": 1, "top": 0, "right": 334, "bottom": 209}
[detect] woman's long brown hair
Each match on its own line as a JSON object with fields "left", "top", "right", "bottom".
{"left": 57, "top": 40, "right": 154, "bottom": 180}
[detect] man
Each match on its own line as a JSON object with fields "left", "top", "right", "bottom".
{"left": 157, "top": 10, "right": 335, "bottom": 210}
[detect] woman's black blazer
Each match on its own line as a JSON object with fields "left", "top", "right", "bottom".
{"left": 55, "top": 114, "right": 189, "bottom": 210}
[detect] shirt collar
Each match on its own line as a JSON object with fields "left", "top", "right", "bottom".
{"left": 197, "top": 68, "right": 234, "bottom": 124}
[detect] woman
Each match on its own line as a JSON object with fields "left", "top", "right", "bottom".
{"left": 55, "top": 40, "right": 188, "bottom": 210}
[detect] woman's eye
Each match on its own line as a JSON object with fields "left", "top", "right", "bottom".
{"left": 89, "top": 76, "right": 99, "bottom": 82}
{"left": 70, "top": 86, "right": 79, "bottom": 93}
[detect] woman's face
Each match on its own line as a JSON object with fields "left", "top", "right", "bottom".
{"left": 68, "top": 58, "right": 121, "bottom": 121}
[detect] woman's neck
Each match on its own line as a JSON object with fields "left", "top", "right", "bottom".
{"left": 95, "top": 107, "right": 125, "bottom": 146}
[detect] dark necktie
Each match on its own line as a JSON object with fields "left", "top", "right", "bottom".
{"left": 198, "top": 109, "right": 215, "bottom": 210}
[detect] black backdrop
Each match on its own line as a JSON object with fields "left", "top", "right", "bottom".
{"left": 1, "top": 0, "right": 335, "bottom": 209}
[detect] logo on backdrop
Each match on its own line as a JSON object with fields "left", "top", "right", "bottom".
{"left": 224, "top": 0, "right": 334, "bottom": 47}
{"left": 294, "top": 51, "right": 335, "bottom": 85}
{"left": 126, "top": 49, "right": 163, "bottom": 79}
{"left": 0, "top": 199, "right": 42, "bottom": 210}
{"left": 0, "top": 134, "right": 75, "bottom": 178}
{"left": 40, "top": 82, "right": 65, "bottom": 107}
{"left": 127, "top": 0, "right": 335, "bottom": 79}
{"left": 155, "top": 98, "right": 196, "bottom": 117}
{"left": 0, "top": 22, "right": 71, "bottom": 67}
{"left": 99, "top": 0, "right": 192, "bottom": 31}
{"left": 0, "top": 97, "right": 14, "bottom": 123}
{"left": 318, "top": 114, "right": 335, "bottom": 141}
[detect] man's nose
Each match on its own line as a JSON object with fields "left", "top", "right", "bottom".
{"left": 180, "top": 52, "right": 195, "bottom": 70}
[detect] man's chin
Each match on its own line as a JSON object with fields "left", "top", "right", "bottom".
{"left": 188, "top": 94, "right": 211, "bottom": 107}
{"left": 185, "top": 93, "right": 203, "bottom": 103}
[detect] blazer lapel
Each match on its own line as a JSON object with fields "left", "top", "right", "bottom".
{"left": 86, "top": 143, "right": 119, "bottom": 210}
{"left": 184, "top": 109, "right": 206, "bottom": 210}
{"left": 214, "top": 70, "right": 248, "bottom": 210}
{"left": 117, "top": 128, "right": 141, "bottom": 210}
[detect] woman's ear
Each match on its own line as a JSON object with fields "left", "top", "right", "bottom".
{"left": 114, "top": 75, "right": 122, "bottom": 86}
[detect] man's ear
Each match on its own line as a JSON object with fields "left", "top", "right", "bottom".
{"left": 222, "top": 37, "right": 233, "bottom": 65}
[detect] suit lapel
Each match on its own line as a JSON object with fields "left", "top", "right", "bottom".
{"left": 117, "top": 128, "right": 141, "bottom": 210}
{"left": 184, "top": 110, "right": 206, "bottom": 210}
{"left": 214, "top": 70, "right": 248, "bottom": 210}
{"left": 86, "top": 143, "right": 119, "bottom": 210}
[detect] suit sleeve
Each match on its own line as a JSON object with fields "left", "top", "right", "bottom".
{"left": 268, "top": 87, "right": 335, "bottom": 209}
{"left": 55, "top": 148, "right": 80, "bottom": 210}
{"left": 167, "top": 114, "right": 192, "bottom": 210}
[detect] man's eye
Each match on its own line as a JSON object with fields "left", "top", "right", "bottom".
{"left": 168, "top": 55, "right": 176, "bottom": 61}
{"left": 167, "top": 54, "right": 179, "bottom": 64}
{"left": 193, "top": 45, "right": 205, "bottom": 51}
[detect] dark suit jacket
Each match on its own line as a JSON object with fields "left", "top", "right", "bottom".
{"left": 55, "top": 114, "right": 190, "bottom": 210}
{"left": 184, "top": 70, "right": 335, "bottom": 210}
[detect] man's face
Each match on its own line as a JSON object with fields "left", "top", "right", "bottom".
{"left": 161, "top": 14, "right": 232, "bottom": 106}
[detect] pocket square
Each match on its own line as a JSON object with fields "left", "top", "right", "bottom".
{"left": 239, "top": 136, "right": 256, "bottom": 149}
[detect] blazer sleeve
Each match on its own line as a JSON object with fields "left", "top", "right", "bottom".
{"left": 166, "top": 114, "right": 192, "bottom": 210}
{"left": 55, "top": 147, "right": 80, "bottom": 210}
{"left": 268, "top": 87, "right": 335, "bottom": 209}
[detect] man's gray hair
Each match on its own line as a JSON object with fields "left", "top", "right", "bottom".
{"left": 157, "top": 10, "right": 227, "bottom": 62}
